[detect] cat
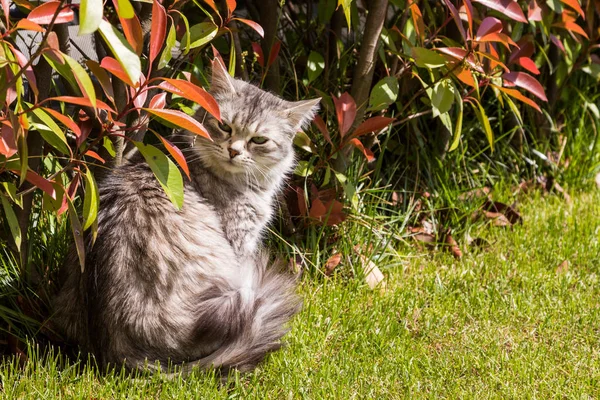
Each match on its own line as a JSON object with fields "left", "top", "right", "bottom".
{"left": 52, "top": 58, "right": 320, "bottom": 375}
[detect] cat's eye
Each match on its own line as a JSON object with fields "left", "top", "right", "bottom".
{"left": 218, "top": 121, "right": 232, "bottom": 133}
{"left": 250, "top": 136, "right": 269, "bottom": 145}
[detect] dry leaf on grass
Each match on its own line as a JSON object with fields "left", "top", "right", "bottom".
{"left": 444, "top": 233, "right": 462, "bottom": 259}
{"left": 353, "top": 246, "right": 386, "bottom": 292}
{"left": 324, "top": 253, "right": 342, "bottom": 276}
{"left": 556, "top": 260, "right": 569, "bottom": 274}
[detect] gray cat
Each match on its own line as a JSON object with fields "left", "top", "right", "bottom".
{"left": 52, "top": 59, "right": 320, "bottom": 374}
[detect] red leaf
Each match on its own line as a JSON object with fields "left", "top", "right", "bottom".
{"left": 463, "top": 0, "right": 474, "bottom": 37}
{"left": 527, "top": 0, "right": 543, "bottom": 21}
{"left": 42, "top": 107, "right": 82, "bottom": 137}
{"left": 225, "top": 0, "right": 236, "bottom": 16}
{"left": 156, "top": 135, "right": 190, "bottom": 179}
{"left": 515, "top": 57, "right": 540, "bottom": 74}
{"left": 437, "top": 47, "right": 483, "bottom": 72}
{"left": 476, "top": 17, "right": 502, "bottom": 39}
{"left": 502, "top": 72, "right": 547, "bottom": 101}
{"left": 352, "top": 116, "right": 394, "bottom": 138}
{"left": 349, "top": 138, "right": 375, "bottom": 162}
{"left": 560, "top": 0, "right": 585, "bottom": 19}
{"left": 451, "top": 63, "right": 477, "bottom": 87}
{"left": 552, "top": 20, "right": 589, "bottom": 39}
{"left": 84, "top": 150, "right": 105, "bottom": 164}
{"left": 409, "top": 0, "right": 425, "bottom": 40}
{"left": 472, "top": 0, "right": 527, "bottom": 23}
{"left": 121, "top": 15, "right": 144, "bottom": 56}
{"left": 1, "top": 0, "right": 8, "bottom": 26}
{"left": 313, "top": 115, "right": 332, "bottom": 146}
{"left": 46, "top": 96, "right": 115, "bottom": 112}
{"left": 8, "top": 45, "right": 38, "bottom": 97}
{"left": 158, "top": 79, "right": 221, "bottom": 121}
{"left": 332, "top": 92, "right": 356, "bottom": 138}
{"left": 149, "top": 0, "right": 167, "bottom": 64}
{"left": 143, "top": 108, "right": 212, "bottom": 139}
{"left": 508, "top": 38, "right": 534, "bottom": 64}
{"left": 15, "top": 19, "right": 45, "bottom": 32}
{"left": 477, "top": 32, "right": 518, "bottom": 49}
{"left": 149, "top": 92, "right": 167, "bottom": 109}
{"left": 267, "top": 40, "right": 281, "bottom": 68}
{"left": 550, "top": 34, "right": 566, "bottom": 54}
{"left": 496, "top": 85, "right": 542, "bottom": 112}
{"left": 8, "top": 169, "right": 56, "bottom": 199}
{"left": 100, "top": 56, "right": 135, "bottom": 87}
{"left": 251, "top": 42, "right": 264, "bottom": 67}
{"left": 295, "top": 187, "right": 307, "bottom": 216}
{"left": 442, "top": 0, "right": 467, "bottom": 41}
{"left": 234, "top": 18, "right": 264, "bottom": 38}
{"left": 85, "top": 60, "right": 115, "bottom": 103}
{"left": 27, "top": 1, "right": 74, "bottom": 24}
{"left": 0, "top": 124, "right": 17, "bottom": 157}
{"left": 202, "top": 0, "right": 219, "bottom": 14}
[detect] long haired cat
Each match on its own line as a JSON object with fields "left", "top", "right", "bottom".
{"left": 52, "top": 59, "right": 320, "bottom": 374}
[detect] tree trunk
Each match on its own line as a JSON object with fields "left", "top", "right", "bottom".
{"left": 350, "top": 0, "right": 388, "bottom": 126}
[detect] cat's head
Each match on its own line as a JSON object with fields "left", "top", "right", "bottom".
{"left": 188, "top": 59, "right": 320, "bottom": 187}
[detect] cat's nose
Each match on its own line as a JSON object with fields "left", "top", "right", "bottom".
{"left": 228, "top": 147, "right": 240, "bottom": 159}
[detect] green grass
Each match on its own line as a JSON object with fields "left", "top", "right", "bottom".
{"left": 1, "top": 189, "right": 599, "bottom": 398}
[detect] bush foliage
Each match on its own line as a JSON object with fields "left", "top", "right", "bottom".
{"left": 0, "top": 0, "right": 598, "bottom": 350}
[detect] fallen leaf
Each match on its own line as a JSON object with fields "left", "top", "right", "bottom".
{"left": 553, "top": 181, "right": 571, "bottom": 205}
{"left": 444, "top": 233, "right": 462, "bottom": 259}
{"left": 353, "top": 246, "right": 386, "bottom": 292}
{"left": 483, "top": 210, "right": 512, "bottom": 226}
{"left": 325, "top": 253, "right": 342, "bottom": 276}
{"left": 556, "top": 260, "right": 569, "bottom": 274}
{"left": 482, "top": 200, "right": 523, "bottom": 225}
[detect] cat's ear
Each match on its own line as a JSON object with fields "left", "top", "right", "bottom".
{"left": 283, "top": 98, "right": 321, "bottom": 131}
{"left": 210, "top": 58, "right": 236, "bottom": 94}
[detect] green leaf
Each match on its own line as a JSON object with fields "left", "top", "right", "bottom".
{"left": 134, "top": 142, "right": 184, "bottom": 210}
{"left": 98, "top": 19, "right": 141, "bottom": 86}
{"left": 294, "top": 131, "right": 314, "bottom": 153}
{"left": 82, "top": 168, "right": 99, "bottom": 230}
{"left": 430, "top": 80, "right": 454, "bottom": 118}
{"left": 369, "top": 77, "right": 399, "bottom": 111}
{"left": 338, "top": 0, "right": 352, "bottom": 29}
{"left": 294, "top": 160, "right": 314, "bottom": 177}
{"left": 78, "top": 0, "right": 103, "bottom": 35}
{"left": 1, "top": 195, "right": 21, "bottom": 249}
{"left": 116, "top": 0, "right": 134, "bottom": 19}
{"left": 448, "top": 90, "right": 463, "bottom": 152}
{"left": 103, "top": 136, "right": 116, "bottom": 157}
{"left": 29, "top": 108, "right": 70, "bottom": 154}
{"left": 411, "top": 47, "right": 446, "bottom": 69}
{"left": 306, "top": 51, "right": 325, "bottom": 84}
{"left": 471, "top": 100, "right": 494, "bottom": 151}
{"left": 188, "top": 22, "right": 218, "bottom": 49}
{"left": 1, "top": 182, "right": 21, "bottom": 207}
{"left": 63, "top": 53, "right": 97, "bottom": 108}
{"left": 42, "top": 53, "right": 79, "bottom": 94}
{"left": 439, "top": 111, "right": 453, "bottom": 134}
{"left": 66, "top": 194, "right": 86, "bottom": 272}
{"left": 158, "top": 23, "right": 177, "bottom": 69}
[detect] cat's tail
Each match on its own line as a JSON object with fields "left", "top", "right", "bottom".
{"left": 176, "top": 255, "right": 301, "bottom": 376}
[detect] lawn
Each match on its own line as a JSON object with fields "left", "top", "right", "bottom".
{"left": 2, "top": 190, "right": 599, "bottom": 399}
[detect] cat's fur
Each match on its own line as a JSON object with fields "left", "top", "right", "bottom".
{"left": 52, "top": 59, "right": 320, "bottom": 374}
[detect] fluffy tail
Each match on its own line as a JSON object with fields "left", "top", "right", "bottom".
{"left": 177, "top": 258, "right": 301, "bottom": 376}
